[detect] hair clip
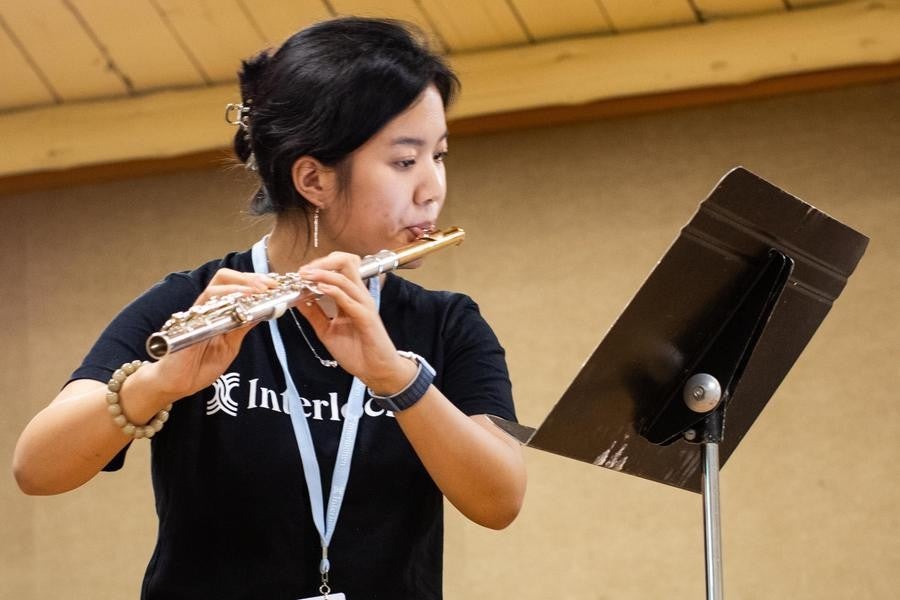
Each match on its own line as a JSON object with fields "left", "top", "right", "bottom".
{"left": 225, "top": 102, "right": 258, "bottom": 171}
{"left": 225, "top": 102, "right": 251, "bottom": 129}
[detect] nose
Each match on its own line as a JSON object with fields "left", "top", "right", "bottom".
{"left": 414, "top": 160, "right": 446, "bottom": 206}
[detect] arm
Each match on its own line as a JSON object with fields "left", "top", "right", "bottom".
{"left": 14, "top": 370, "right": 175, "bottom": 495}
{"left": 13, "top": 269, "right": 276, "bottom": 495}
{"left": 395, "top": 392, "right": 526, "bottom": 530}
{"left": 295, "top": 255, "right": 526, "bottom": 529}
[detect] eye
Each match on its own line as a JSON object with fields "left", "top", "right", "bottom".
{"left": 395, "top": 158, "right": 416, "bottom": 169}
{"left": 433, "top": 150, "right": 448, "bottom": 163}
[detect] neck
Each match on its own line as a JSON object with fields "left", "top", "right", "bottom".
{"left": 265, "top": 215, "right": 388, "bottom": 288}
{"left": 265, "top": 213, "right": 331, "bottom": 273}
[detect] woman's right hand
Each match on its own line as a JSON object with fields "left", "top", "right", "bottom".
{"left": 12, "top": 268, "right": 278, "bottom": 495}
{"left": 145, "top": 268, "right": 278, "bottom": 404}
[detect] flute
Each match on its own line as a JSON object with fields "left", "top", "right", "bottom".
{"left": 145, "top": 227, "right": 465, "bottom": 359}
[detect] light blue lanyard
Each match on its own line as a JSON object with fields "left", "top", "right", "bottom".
{"left": 251, "top": 238, "right": 379, "bottom": 585}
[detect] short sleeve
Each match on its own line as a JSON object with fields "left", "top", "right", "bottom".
{"left": 437, "top": 296, "right": 516, "bottom": 422}
{"left": 69, "top": 272, "right": 203, "bottom": 471}
{"left": 70, "top": 272, "right": 203, "bottom": 384}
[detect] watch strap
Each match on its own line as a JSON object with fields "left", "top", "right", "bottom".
{"left": 368, "top": 351, "right": 436, "bottom": 412}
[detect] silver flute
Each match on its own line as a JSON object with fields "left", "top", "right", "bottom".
{"left": 145, "top": 227, "right": 465, "bottom": 359}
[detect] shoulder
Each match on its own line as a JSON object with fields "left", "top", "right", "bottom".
{"left": 138, "top": 251, "right": 252, "bottom": 309}
{"left": 160, "top": 250, "right": 252, "bottom": 292}
{"left": 385, "top": 273, "right": 478, "bottom": 320}
{"left": 72, "top": 250, "right": 253, "bottom": 375}
{"left": 382, "top": 274, "right": 501, "bottom": 357}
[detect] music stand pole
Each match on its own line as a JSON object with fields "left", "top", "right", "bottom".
{"left": 683, "top": 374, "right": 727, "bottom": 600}
{"left": 702, "top": 442, "right": 724, "bottom": 600}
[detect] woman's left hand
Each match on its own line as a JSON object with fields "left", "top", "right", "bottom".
{"left": 296, "top": 253, "right": 526, "bottom": 530}
{"left": 293, "top": 252, "right": 415, "bottom": 394}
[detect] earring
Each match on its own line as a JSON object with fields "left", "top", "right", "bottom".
{"left": 313, "top": 207, "right": 320, "bottom": 249}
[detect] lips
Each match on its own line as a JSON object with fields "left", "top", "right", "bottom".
{"left": 406, "top": 223, "right": 436, "bottom": 239}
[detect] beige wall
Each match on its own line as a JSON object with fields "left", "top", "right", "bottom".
{"left": 2, "top": 80, "right": 898, "bottom": 599}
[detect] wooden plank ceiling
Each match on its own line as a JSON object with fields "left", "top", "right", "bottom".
{"left": 2, "top": 0, "right": 899, "bottom": 185}
{"left": 0, "top": 0, "right": 851, "bottom": 114}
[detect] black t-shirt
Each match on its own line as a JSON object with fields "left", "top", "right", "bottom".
{"left": 72, "top": 249, "right": 516, "bottom": 600}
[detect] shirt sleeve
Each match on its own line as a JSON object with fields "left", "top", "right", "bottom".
{"left": 69, "top": 272, "right": 203, "bottom": 470}
{"left": 438, "top": 295, "right": 517, "bottom": 422}
{"left": 71, "top": 272, "right": 202, "bottom": 383}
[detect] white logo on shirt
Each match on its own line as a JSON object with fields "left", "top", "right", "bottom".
{"left": 208, "top": 372, "right": 241, "bottom": 416}
{"left": 205, "top": 372, "right": 394, "bottom": 420}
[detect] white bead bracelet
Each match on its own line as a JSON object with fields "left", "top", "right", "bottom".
{"left": 106, "top": 360, "right": 172, "bottom": 439}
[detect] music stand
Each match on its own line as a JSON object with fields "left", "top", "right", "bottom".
{"left": 491, "top": 167, "right": 869, "bottom": 599}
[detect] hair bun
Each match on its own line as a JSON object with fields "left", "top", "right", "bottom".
{"left": 233, "top": 127, "right": 253, "bottom": 164}
{"left": 238, "top": 50, "right": 272, "bottom": 102}
{"left": 233, "top": 50, "right": 272, "bottom": 168}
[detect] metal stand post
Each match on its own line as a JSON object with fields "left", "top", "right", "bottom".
{"left": 683, "top": 374, "right": 725, "bottom": 600}
{"left": 702, "top": 442, "right": 724, "bottom": 600}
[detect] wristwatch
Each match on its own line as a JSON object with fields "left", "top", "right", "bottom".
{"left": 368, "top": 351, "right": 436, "bottom": 412}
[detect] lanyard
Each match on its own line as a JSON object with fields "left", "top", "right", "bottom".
{"left": 251, "top": 238, "right": 379, "bottom": 592}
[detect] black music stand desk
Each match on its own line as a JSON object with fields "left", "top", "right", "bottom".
{"left": 491, "top": 167, "right": 869, "bottom": 599}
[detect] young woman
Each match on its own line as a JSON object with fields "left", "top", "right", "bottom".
{"left": 13, "top": 16, "right": 525, "bottom": 599}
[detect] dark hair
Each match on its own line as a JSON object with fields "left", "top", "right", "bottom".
{"left": 234, "top": 17, "right": 459, "bottom": 215}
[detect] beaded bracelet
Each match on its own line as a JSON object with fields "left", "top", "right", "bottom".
{"left": 106, "top": 360, "right": 172, "bottom": 439}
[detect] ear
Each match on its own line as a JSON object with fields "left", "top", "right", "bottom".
{"left": 291, "top": 156, "right": 337, "bottom": 208}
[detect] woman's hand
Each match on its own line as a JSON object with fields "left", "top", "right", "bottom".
{"left": 12, "top": 268, "right": 278, "bottom": 495}
{"left": 147, "top": 268, "right": 279, "bottom": 403}
{"left": 293, "top": 253, "right": 415, "bottom": 394}
{"left": 293, "top": 254, "right": 526, "bottom": 529}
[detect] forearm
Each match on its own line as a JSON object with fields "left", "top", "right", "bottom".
{"left": 13, "top": 368, "right": 173, "bottom": 495}
{"left": 395, "top": 389, "right": 526, "bottom": 529}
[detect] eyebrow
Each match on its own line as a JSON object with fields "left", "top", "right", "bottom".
{"left": 390, "top": 131, "right": 449, "bottom": 147}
